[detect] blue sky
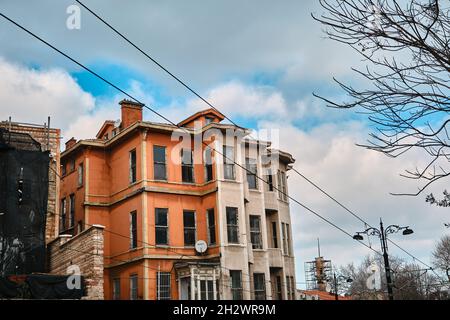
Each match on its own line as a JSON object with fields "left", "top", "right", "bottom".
{"left": 1, "top": 0, "right": 450, "bottom": 291}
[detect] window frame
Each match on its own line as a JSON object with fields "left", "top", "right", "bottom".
{"left": 253, "top": 273, "right": 266, "bottom": 300}
{"left": 272, "top": 221, "right": 278, "bottom": 248}
{"left": 60, "top": 198, "right": 66, "bottom": 232}
{"left": 223, "top": 145, "right": 235, "bottom": 180}
{"left": 207, "top": 208, "right": 216, "bottom": 245}
{"left": 246, "top": 158, "right": 258, "bottom": 190}
{"left": 129, "top": 274, "right": 138, "bottom": 300}
{"left": 204, "top": 147, "right": 213, "bottom": 182}
{"left": 77, "top": 163, "right": 83, "bottom": 187}
{"left": 153, "top": 145, "right": 167, "bottom": 181}
{"left": 181, "top": 149, "right": 195, "bottom": 183}
{"left": 183, "top": 210, "right": 196, "bottom": 247}
{"left": 129, "top": 149, "right": 137, "bottom": 184}
{"left": 226, "top": 207, "right": 239, "bottom": 244}
{"left": 230, "top": 270, "right": 243, "bottom": 300}
{"left": 157, "top": 272, "right": 171, "bottom": 300}
{"left": 113, "top": 278, "right": 121, "bottom": 300}
{"left": 250, "top": 215, "right": 263, "bottom": 249}
{"left": 69, "top": 194, "right": 75, "bottom": 228}
{"left": 130, "top": 211, "right": 138, "bottom": 249}
{"left": 155, "top": 208, "right": 169, "bottom": 246}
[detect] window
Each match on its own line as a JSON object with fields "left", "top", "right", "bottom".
{"left": 183, "top": 210, "right": 196, "bottom": 246}
{"left": 226, "top": 207, "right": 239, "bottom": 244}
{"left": 104, "top": 133, "right": 109, "bottom": 140}
{"left": 129, "top": 150, "right": 137, "bottom": 184}
{"left": 69, "top": 194, "right": 75, "bottom": 228}
{"left": 286, "top": 276, "right": 295, "bottom": 300}
{"left": 230, "top": 270, "right": 243, "bottom": 300}
{"left": 69, "top": 159, "right": 75, "bottom": 172}
{"left": 223, "top": 145, "right": 235, "bottom": 180}
{"left": 282, "top": 222, "right": 288, "bottom": 255}
{"left": 157, "top": 272, "right": 171, "bottom": 300}
{"left": 250, "top": 215, "right": 262, "bottom": 249}
{"left": 77, "top": 163, "right": 83, "bottom": 187}
{"left": 61, "top": 163, "right": 66, "bottom": 176}
{"left": 246, "top": 158, "right": 258, "bottom": 190}
{"left": 276, "top": 276, "right": 282, "bottom": 300}
{"left": 277, "top": 170, "right": 288, "bottom": 201}
{"left": 267, "top": 174, "right": 274, "bottom": 191}
{"left": 272, "top": 222, "right": 278, "bottom": 248}
{"left": 130, "top": 211, "right": 137, "bottom": 249}
{"left": 207, "top": 209, "right": 216, "bottom": 245}
{"left": 60, "top": 198, "right": 66, "bottom": 232}
{"left": 155, "top": 208, "right": 168, "bottom": 245}
{"left": 181, "top": 149, "right": 194, "bottom": 183}
{"left": 113, "top": 278, "right": 121, "bottom": 300}
{"left": 130, "top": 274, "right": 138, "bottom": 300}
{"left": 200, "top": 280, "right": 215, "bottom": 300}
{"left": 153, "top": 146, "right": 167, "bottom": 180}
{"left": 204, "top": 148, "right": 213, "bottom": 182}
{"left": 254, "top": 274, "right": 266, "bottom": 300}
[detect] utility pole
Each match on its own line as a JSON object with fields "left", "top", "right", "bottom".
{"left": 379, "top": 219, "right": 394, "bottom": 301}
{"left": 353, "top": 218, "right": 414, "bottom": 301}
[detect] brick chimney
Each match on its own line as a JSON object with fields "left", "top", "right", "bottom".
{"left": 120, "top": 99, "right": 143, "bottom": 129}
{"left": 65, "top": 137, "right": 77, "bottom": 150}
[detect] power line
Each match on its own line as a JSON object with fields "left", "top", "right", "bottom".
{"left": 74, "top": 0, "right": 244, "bottom": 131}
{"left": 0, "top": 11, "right": 382, "bottom": 260}
{"left": 290, "top": 167, "right": 442, "bottom": 280}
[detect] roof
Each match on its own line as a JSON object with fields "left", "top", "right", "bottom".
{"left": 177, "top": 108, "right": 225, "bottom": 127}
{"left": 299, "top": 290, "right": 352, "bottom": 301}
{"left": 96, "top": 120, "right": 115, "bottom": 139}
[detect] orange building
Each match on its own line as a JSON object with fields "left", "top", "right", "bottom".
{"left": 58, "top": 99, "right": 297, "bottom": 300}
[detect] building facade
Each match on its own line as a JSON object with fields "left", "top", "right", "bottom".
{"left": 58, "top": 100, "right": 297, "bottom": 300}
{"left": 0, "top": 120, "right": 60, "bottom": 243}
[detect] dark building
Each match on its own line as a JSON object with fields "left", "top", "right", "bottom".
{"left": 0, "top": 128, "right": 50, "bottom": 275}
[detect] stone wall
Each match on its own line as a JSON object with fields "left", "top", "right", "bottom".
{"left": 47, "top": 225, "right": 105, "bottom": 300}
{"left": 0, "top": 120, "right": 61, "bottom": 243}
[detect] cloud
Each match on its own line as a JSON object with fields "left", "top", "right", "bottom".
{"left": 257, "top": 119, "right": 450, "bottom": 286}
{"left": 0, "top": 57, "right": 95, "bottom": 132}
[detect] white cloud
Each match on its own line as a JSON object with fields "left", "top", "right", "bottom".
{"left": 0, "top": 57, "right": 95, "bottom": 132}
{"left": 256, "top": 119, "right": 450, "bottom": 286}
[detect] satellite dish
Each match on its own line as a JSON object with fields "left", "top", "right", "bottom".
{"left": 114, "top": 119, "right": 121, "bottom": 128}
{"left": 195, "top": 240, "right": 208, "bottom": 254}
{"left": 325, "top": 283, "right": 332, "bottom": 293}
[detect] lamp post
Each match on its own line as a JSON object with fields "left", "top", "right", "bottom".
{"left": 331, "top": 273, "right": 353, "bottom": 300}
{"left": 353, "top": 218, "right": 414, "bottom": 301}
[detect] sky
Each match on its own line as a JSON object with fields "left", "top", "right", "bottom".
{"left": 1, "top": 0, "right": 449, "bottom": 289}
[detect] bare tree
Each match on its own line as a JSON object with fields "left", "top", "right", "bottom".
{"left": 340, "top": 254, "right": 448, "bottom": 299}
{"left": 313, "top": 0, "right": 450, "bottom": 197}
{"left": 432, "top": 234, "right": 450, "bottom": 281}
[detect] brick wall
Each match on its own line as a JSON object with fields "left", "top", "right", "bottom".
{"left": 48, "top": 225, "right": 105, "bottom": 300}
{"left": 0, "top": 121, "right": 61, "bottom": 243}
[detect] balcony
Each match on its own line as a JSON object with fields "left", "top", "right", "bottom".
{"left": 268, "top": 248, "right": 283, "bottom": 268}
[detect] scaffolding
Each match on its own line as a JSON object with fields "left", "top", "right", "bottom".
{"left": 305, "top": 257, "right": 333, "bottom": 291}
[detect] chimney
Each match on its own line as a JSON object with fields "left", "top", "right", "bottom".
{"left": 120, "top": 99, "right": 143, "bottom": 129}
{"left": 65, "top": 137, "right": 77, "bottom": 150}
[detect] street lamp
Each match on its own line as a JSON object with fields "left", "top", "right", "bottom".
{"left": 353, "top": 218, "right": 414, "bottom": 301}
{"left": 329, "top": 273, "right": 353, "bottom": 300}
